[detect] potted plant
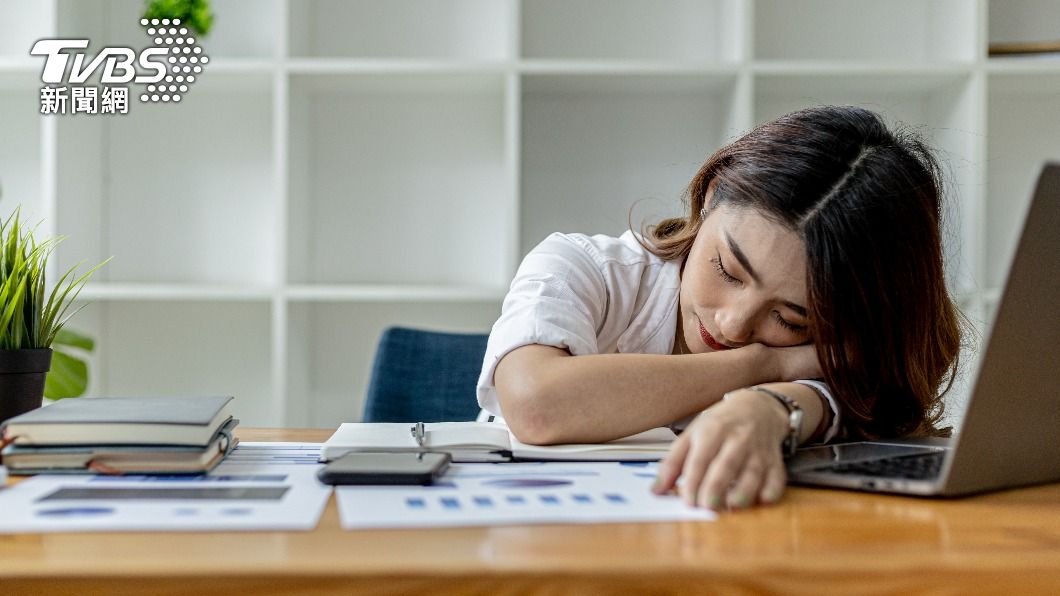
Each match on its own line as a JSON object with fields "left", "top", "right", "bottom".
{"left": 44, "top": 327, "right": 99, "bottom": 400}
{"left": 143, "top": 0, "right": 214, "bottom": 36}
{"left": 0, "top": 208, "right": 108, "bottom": 423}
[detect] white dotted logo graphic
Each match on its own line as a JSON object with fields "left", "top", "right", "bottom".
{"left": 138, "top": 17, "right": 208, "bottom": 103}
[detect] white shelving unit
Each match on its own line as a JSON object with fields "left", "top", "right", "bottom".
{"left": 1, "top": 0, "right": 1056, "bottom": 429}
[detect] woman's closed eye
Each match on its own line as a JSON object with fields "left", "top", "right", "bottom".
{"left": 711, "top": 252, "right": 741, "bottom": 286}
{"left": 713, "top": 251, "right": 808, "bottom": 334}
{"left": 772, "top": 310, "right": 807, "bottom": 333}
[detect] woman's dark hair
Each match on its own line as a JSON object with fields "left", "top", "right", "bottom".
{"left": 640, "top": 105, "right": 964, "bottom": 439}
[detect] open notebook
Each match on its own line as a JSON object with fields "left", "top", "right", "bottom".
{"left": 321, "top": 422, "right": 677, "bottom": 463}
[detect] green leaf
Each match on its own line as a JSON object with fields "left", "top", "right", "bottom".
{"left": 44, "top": 348, "right": 89, "bottom": 400}
{"left": 41, "top": 257, "right": 111, "bottom": 346}
{"left": 54, "top": 327, "right": 95, "bottom": 351}
{"left": 143, "top": 0, "right": 214, "bottom": 36}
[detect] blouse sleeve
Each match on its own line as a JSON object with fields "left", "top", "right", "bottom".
{"left": 476, "top": 233, "right": 609, "bottom": 418}
{"left": 792, "top": 379, "right": 843, "bottom": 444}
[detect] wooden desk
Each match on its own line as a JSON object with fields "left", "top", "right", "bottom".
{"left": 3, "top": 427, "right": 1060, "bottom": 595}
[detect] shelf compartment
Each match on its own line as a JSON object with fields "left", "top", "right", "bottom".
{"left": 54, "top": 72, "right": 276, "bottom": 285}
{"left": 288, "top": 0, "right": 515, "bottom": 60}
{"left": 753, "top": 72, "right": 980, "bottom": 296}
{"left": 0, "top": 76, "right": 45, "bottom": 230}
{"left": 986, "top": 59, "right": 1060, "bottom": 74}
{"left": 68, "top": 300, "right": 275, "bottom": 426}
{"left": 753, "top": 63, "right": 973, "bottom": 77}
{"left": 521, "top": 0, "right": 743, "bottom": 62}
{"left": 985, "top": 72, "right": 1060, "bottom": 289}
{"left": 0, "top": 0, "right": 53, "bottom": 58}
{"left": 205, "top": 58, "right": 277, "bottom": 74}
{"left": 285, "top": 284, "right": 507, "bottom": 302}
{"left": 287, "top": 73, "right": 510, "bottom": 287}
{"left": 0, "top": 58, "right": 38, "bottom": 73}
{"left": 285, "top": 59, "right": 510, "bottom": 75}
{"left": 754, "top": 0, "right": 976, "bottom": 63}
{"left": 988, "top": 0, "right": 1060, "bottom": 58}
{"left": 79, "top": 282, "right": 275, "bottom": 301}
{"left": 520, "top": 72, "right": 743, "bottom": 256}
{"left": 285, "top": 301, "right": 501, "bottom": 427}
{"left": 58, "top": 0, "right": 280, "bottom": 59}
{"left": 519, "top": 61, "right": 741, "bottom": 75}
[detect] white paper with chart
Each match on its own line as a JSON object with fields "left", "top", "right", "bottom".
{"left": 0, "top": 442, "right": 330, "bottom": 533}
{"left": 334, "top": 461, "right": 715, "bottom": 529}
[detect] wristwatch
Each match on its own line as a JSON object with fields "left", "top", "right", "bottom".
{"left": 726, "top": 386, "right": 803, "bottom": 458}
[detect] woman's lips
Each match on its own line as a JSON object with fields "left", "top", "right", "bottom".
{"left": 698, "top": 319, "right": 733, "bottom": 350}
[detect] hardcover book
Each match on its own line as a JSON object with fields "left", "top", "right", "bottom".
{"left": 1, "top": 395, "right": 235, "bottom": 447}
{"left": 2, "top": 417, "right": 239, "bottom": 475}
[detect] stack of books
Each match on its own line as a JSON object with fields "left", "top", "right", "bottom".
{"left": 0, "top": 395, "right": 237, "bottom": 475}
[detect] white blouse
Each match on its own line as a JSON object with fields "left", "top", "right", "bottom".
{"left": 476, "top": 230, "right": 841, "bottom": 443}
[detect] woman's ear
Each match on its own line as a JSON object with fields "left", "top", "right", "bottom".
{"left": 700, "top": 178, "right": 721, "bottom": 222}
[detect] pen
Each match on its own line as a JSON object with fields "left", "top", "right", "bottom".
{"left": 411, "top": 422, "right": 425, "bottom": 448}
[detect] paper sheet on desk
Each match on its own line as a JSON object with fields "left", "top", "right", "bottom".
{"left": 0, "top": 442, "right": 330, "bottom": 533}
{"left": 335, "top": 461, "right": 715, "bottom": 529}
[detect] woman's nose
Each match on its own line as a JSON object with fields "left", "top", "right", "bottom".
{"left": 715, "top": 309, "right": 754, "bottom": 345}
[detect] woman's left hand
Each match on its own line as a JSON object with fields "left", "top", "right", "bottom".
{"left": 652, "top": 389, "right": 790, "bottom": 511}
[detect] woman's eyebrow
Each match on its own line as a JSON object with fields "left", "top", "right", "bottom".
{"left": 725, "top": 230, "right": 808, "bottom": 317}
{"left": 724, "top": 231, "right": 761, "bottom": 284}
{"left": 783, "top": 301, "right": 808, "bottom": 317}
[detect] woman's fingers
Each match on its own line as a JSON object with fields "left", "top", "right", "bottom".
{"left": 758, "top": 458, "right": 788, "bottom": 505}
{"left": 725, "top": 454, "right": 768, "bottom": 509}
{"left": 653, "top": 390, "right": 794, "bottom": 512}
{"left": 678, "top": 422, "right": 725, "bottom": 506}
{"left": 652, "top": 433, "right": 689, "bottom": 494}
{"left": 696, "top": 433, "right": 751, "bottom": 510}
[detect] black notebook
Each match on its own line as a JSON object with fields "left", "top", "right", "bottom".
{"left": 1, "top": 396, "right": 234, "bottom": 447}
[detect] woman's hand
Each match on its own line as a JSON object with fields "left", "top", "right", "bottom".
{"left": 769, "top": 343, "right": 823, "bottom": 381}
{"left": 652, "top": 389, "right": 790, "bottom": 511}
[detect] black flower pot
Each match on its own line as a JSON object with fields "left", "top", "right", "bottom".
{"left": 0, "top": 348, "right": 53, "bottom": 424}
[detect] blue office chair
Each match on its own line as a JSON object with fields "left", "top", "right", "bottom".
{"left": 362, "top": 326, "right": 489, "bottom": 423}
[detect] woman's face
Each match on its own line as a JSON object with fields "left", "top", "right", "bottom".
{"left": 678, "top": 198, "right": 812, "bottom": 353}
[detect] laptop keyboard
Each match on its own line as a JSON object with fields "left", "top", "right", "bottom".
{"left": 826, "top": 450, "right": 945, "bottom": 480}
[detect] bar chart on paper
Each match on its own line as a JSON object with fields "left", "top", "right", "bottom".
{"left": 0, "top": 443, "right": 331, "bottom": 533}
{"left": 334, "top": 462, "right": 715, "bottom": 529}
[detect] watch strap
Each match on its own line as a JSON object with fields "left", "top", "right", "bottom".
{"left": 747, "top": 386, "right": 803, "bottom": 457}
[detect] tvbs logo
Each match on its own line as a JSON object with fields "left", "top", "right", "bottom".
{"left": 31, "top": 39, "right": 168, "bottom": 84}
{"left": 31, "top": 17, "right": 208, "bottom": 114}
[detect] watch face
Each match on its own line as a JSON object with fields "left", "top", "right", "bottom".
{"left": 787, "top": 410, "right": 804, "bottom": 456}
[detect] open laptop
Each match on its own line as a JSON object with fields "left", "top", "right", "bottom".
{"left": 787, "top": 163, "right": 1060, "bottom": 497}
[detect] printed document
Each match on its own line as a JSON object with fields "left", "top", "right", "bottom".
{"left": 334, "top": 461, "right": 716, "bottom": 529}
{"left": 0, "top": 442, "right": 329, "bottom": 533}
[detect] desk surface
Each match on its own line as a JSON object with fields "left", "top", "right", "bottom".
{"left": 3, "top": 427, "right": 1060, "bottom": 595}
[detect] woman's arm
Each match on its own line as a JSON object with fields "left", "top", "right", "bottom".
{"left": 652, "top": 381, "right": 831, "bottom": 510}
{"left": 494, "top": 342, "right": 821, "bottom": 444}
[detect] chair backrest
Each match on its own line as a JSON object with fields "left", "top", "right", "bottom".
{"left": 362, "top": 326, "right": 489, "bottom": 423}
